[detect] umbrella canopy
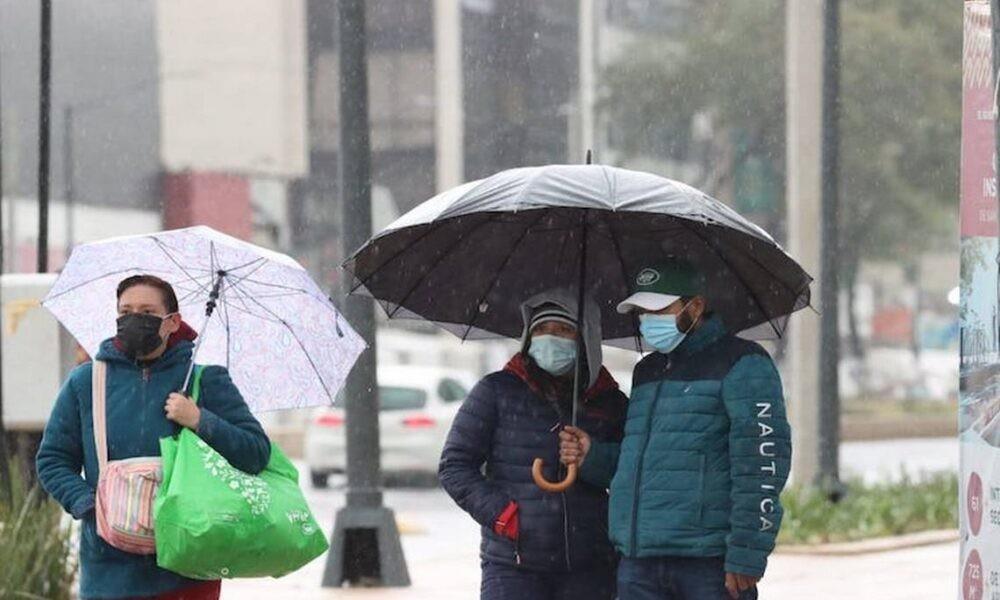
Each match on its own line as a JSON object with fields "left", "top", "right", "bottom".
{"left": 344, "top": 164, "right": 812, "bottom": 350}
{"left": 44, "top": 226, "right": 365, "bottom": 412}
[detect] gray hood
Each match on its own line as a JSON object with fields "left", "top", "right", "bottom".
{"left": 520, "top": 288, "right": 603, "bottom": 389}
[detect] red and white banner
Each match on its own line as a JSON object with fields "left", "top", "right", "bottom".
{"left": 961, "top": 3, "right": 1000, "bottom": 600}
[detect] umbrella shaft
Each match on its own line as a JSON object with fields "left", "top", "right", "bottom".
{"left": 571, "top": 215, "right": 588, "bottom": 428}
{"left": 180, "top": 271, "right": 224, "bottom": 394}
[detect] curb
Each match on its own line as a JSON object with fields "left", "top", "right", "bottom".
{"left": 775, "top": 529, "right": 959, "bottom": 556}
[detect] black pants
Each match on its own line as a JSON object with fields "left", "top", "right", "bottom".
{"left": 617, "top": 556, "right": 758, "bottom": 600}
{"left": 480, "top": 560, "right": 616, "bottom": 600}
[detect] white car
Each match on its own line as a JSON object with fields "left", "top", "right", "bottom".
{"left": 304, "top": 366, "right": 477, "bottom": 488}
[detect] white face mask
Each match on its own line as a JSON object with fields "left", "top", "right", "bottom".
{"left": 528, "top": 335, "right": 578, "bottom": 376}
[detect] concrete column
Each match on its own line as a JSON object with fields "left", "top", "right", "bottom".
{"left": 434, "top": 0, "right": 464, "bottom": 192}
{"left": 785, "top": 0, "right": 824, "bottom": 486}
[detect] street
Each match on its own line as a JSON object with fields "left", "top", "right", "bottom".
{"left": 222, "top": 438, "right": 960, "bottom": 599}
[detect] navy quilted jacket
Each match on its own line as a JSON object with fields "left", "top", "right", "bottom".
{"left": 439, "top": 355, "right": 627, "bottom": 572}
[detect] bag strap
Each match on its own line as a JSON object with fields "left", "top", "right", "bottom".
{"left": 168, "top": 364, "right": 205, "bottom": 437}
{"left": 190, "top": 365, "right": 205, "bottom": 405}
{"left": 92, "top": 360, "right": 109, "bottom": 472}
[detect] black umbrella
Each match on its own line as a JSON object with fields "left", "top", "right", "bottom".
{"left": 344, "top": 164, "right": 813, "bottom": 490}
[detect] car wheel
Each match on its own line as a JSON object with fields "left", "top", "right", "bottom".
{"left": 311, "top": 470, "right": 329, "bottom": 489}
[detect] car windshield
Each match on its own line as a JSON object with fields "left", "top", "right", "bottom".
{"left": 378, "top": 386, "right": 428, "bottom": 411}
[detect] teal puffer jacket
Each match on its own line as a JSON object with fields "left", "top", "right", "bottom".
{"left": 580, "top": 316, "right": 791, "bottom": 577}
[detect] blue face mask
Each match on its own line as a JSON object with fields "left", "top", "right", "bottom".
{"left": 528, "top": 334, "right": 578, "bottom": 376}
{"left": 639, "top": 313, "right": 688, "bottom": 354}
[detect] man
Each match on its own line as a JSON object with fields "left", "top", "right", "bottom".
{"left": 37, "top": 275, "right": 271, "bottom": 600}
{"left": 440, "top": 290, "right": 627, "bottom": 600}
{"left": 560, "top": 260, "right": 791, "bottom": 600}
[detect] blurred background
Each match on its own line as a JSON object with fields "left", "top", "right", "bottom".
{"left": 0, "top": 1, "right": 963, "bottom": 598}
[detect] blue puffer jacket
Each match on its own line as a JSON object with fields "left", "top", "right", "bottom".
{"left": 580, "top": 317, "right": 791, "bottom": 578}
{"left": 36, "top": 339, "right": 271, "bottom": 600}
{"left": 439, "top": 355, "right": 627, "bottom": 572}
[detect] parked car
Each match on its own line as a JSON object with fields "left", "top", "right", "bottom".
{"left": 304, "top": 365, "right": 477, "bottom": 487}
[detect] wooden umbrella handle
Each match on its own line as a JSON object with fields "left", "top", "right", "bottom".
{"left": 532, "top": 458, "right": 577, "bottom": 493}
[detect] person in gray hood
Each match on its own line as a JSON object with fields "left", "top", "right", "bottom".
{"left": 439, "top": 289, "right": 628, "bottom": 600}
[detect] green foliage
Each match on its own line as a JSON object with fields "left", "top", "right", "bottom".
{"left": 778, "top": 472, "right": 958, "bottom": 545}
{"left": 602, "top": 0, "right": 962, "bottom": 270}
{"left": 0, "top": 463, "right": 77, "bottom": 600}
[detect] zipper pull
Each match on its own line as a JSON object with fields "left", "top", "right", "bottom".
{"left": 515, "top": 550, "right": 521, "bottom": 565}
{"left": 142, "top": 368, "right": 150, "bottom": 382}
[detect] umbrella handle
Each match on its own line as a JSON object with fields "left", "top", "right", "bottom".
{"left": 531, "top": 458, "right": 577, "bottom": 493}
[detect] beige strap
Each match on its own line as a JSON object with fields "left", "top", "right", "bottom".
{"left": 92, "top": 360, "right": 108, "bottom": 471}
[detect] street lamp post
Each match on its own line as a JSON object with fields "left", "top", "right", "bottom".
{"left": 322, "top": 0, "right": 409, "bottom": 588}
{"left": 37, "top": 0, "right": 52, "bottom": 273}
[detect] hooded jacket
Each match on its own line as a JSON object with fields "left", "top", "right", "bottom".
{"left": 36, "top": 336, "right": 270, "bottom": 599}
{"left": 439, "top": 291, "right": 627, "bottom": 572}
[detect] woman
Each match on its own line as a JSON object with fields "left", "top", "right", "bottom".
{"left": 439, "top": 289, "right": 627, "bottom": 600}
{"left": 37, "top": 275, "right": 271, "bottom": 600}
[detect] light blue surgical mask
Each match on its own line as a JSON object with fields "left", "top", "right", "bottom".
{"left": 528, "top": 334, "right": 578, "bottom": 376}
{"left": 639, "top": 313, "right": 688, "bottom": 354}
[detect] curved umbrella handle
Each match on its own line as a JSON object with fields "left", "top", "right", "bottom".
{"left": 532, "top": 458, "right": 577, "bottom": 493}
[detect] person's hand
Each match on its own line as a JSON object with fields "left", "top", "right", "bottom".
{"left": 559, "top": 426, "right": 591, "bottom": 467}
{"left": 165, "top": 393, "right": 201, "bottom": 430}
{"left": 725, "top": 572, "right": 759, "bottom": 599}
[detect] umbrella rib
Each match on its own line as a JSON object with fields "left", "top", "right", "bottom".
{"left": 461, "top": 210, "right": 549, "bottom": 340}
{"left": 387, "top": 214, "right": 498, "bottom": 319}
{"left": 230, "top": 274, "right": 339, "bottom": 314}
{"left": 238, "top": 290, "right": 334, "bottom": 402}
{"left": 704, "top": 225, "right": 814, "bottom": 301}
{"left": 152, "top": 238, "right": 213, "bottom": 298}
{"left": 226, "top": 274, "right": 313, "bottom": 295}
{"left": 217, "top": 281, "right": 285, "bottom": 325}
{"left": 217, "top": 256, "right": 267, "bottom": 277}
{"left": 636, "top": 216, "right": 810, "bottom": 304}
{"left": 602, "top": 212, "right": 643, "bottom": 353}
{"left": 599, "top": 165, "right": 617, "bottom": 210}
{"left": 677, "top": 219, "right": 781, "bottom": 338}
{"left": 221, "top": 259, "right": 270, "bottom": 290}
{"left": 175, "top": 272, "right": 226, "bottom": 305}
{"left": 347, "top": 217, "right": 455, "bottom": 293}
{"left": 42, "top": 267, "right": 169, "bottom": 303}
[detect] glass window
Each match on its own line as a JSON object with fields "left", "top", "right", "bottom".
{"left": 379, "top": 386, "right": 428, "bottom": 411}
{"left": 438, "top": 378, "right": 469, "bottom": 403}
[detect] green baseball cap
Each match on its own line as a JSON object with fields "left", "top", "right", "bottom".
{"left": 617, "top": 259, "right": 703, "bottom": 314}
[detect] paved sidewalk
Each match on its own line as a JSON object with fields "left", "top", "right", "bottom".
{"left": 223, "top": 535, "right": 958, "bottom": 599}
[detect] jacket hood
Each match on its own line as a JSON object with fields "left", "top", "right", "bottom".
{"left": 520, "top": 288, "right": 603, "bottom": 389}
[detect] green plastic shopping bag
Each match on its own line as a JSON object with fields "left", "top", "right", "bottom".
{"left": 154, "top": 367, "right": 329, "bottom": 579}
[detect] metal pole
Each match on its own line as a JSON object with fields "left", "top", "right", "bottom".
{"left": 323, "top": 0, "right": 409, "bottom": 587}
{"left": 818, "top": 0, "right": 841, "bottom": 495}
{"left": 37, "top": 0, "right": 52, "bottom": 273}
{"left": 0, "top": 15, "right": 12, "bottom": 506}
{"left": 62, "top": 105, "right": 74, "bottom": 256}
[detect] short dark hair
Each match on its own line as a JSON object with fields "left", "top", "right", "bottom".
{"left": 117, "top": 275, "right": 179, "bottom": 313}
